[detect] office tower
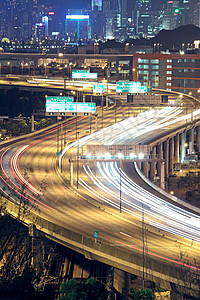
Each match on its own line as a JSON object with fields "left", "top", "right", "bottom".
{"left": 65, "top": 10, "right": 90, "bottom": 43}
{"left": 91, "top": 0, "right": 102, "bottom": 11}
{"left": 102, "top": 0, "right": 120, "bottom": 39}
{"left": 1, "top": 0, "right": 35, "bottom": 40}
{"left": 1, "top": 0, "right": 35, "bottom": 41}
{"left": 189, "top": 0, "right": 200, "bottom": 27}
{"left": 135, "top": 0, "right": 153, "bottom": 37}
{"left": 91, "top": 0, "right": 103, "bottom": 40}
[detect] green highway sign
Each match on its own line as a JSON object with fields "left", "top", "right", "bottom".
{"left": 46, "top": 101, "right": 96, "bottom": 113}
{"left": 72, "top": 70, "right": 97, "bottom": 79}
{"left": 72, "top": 69, "right": 89, "bottom": 73}
{"left": 93, "top": 84, "right": 104, "bottom": 93}
{"left": 94, "top": 231, "right": 98, "bottom": 239}
{"left": 116, "top": 81, "right": 149, "bottom": 93}
{"left": 46, "top": 96, "right": 74, "bottom": 103}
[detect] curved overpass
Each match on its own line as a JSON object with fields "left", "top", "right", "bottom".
{"left": 1, "top": 86, "right": 200, "bottom": 293}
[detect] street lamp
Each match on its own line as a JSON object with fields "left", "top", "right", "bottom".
{"left": 77, "top": 131, "right": 80, "bottom": 189}
{"left": 7, "top": 62, "right": 12, "bottom": 74}
{"left": 44, "top": 64, "right": 47, "bottom": 76}
{"left": 21, "top": 63, "right": 24, "bottom": 75}
{"left": 119, "top": 157, "right": 122, "bottom": 213}
{"left": 25, "top": 63, "right": 30, "bottom": 75}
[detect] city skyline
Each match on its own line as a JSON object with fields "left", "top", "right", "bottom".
{"left": 0, "top": 0, "right": 198, "bottom": 42}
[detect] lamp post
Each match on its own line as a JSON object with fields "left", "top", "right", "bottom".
{"left": 119, "top": 159, "right": 122, "bottom": 213}
{"left": 44, "top": 64, "right": 47, "bottom": 76}
{"left": 7, "top": 62, "right": 12, "bottom": 74}
{"left": 21, "top": 63, "right": 23, "bottom": 75}
{"left": 77, "top": 131, "right": 80, "bottom": 189}
{"left": 118, "top": 153, "right": 123, "bottom": 213}
{"left": 102, "top": 95, "right": 104, "bottom": 128}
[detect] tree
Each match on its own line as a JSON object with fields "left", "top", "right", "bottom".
{"left": 129, "top": 288, "right": 155, "bottom": 300}
{"left": 61, "top": 279, "right": 87, "bottom": 300}
{"left": 60, "top": 277, "right": 108, "bottom": 300}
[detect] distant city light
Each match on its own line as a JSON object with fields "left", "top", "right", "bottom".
{"left": 117, "top": 153, "right": 124, "bottom": 159}
{"left": 104, "top": 153, "right": 111, "bottom": 159}
{"left": 130, "top": 153, "right": 135, "bottom": 159}
{"left": 66, "top": 15, "right": 89, "bottom": 20}
{"left": 138, "top": 153, "right": 144, "bottom": 159}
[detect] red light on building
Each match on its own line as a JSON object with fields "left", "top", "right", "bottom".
{"left": 49, "top": 12, "right": 55, "bottom": 15}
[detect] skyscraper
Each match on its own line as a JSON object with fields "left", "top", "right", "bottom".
{"left": 1, "top": 0, "right": 35, "bottom": 40}
{"left": 135, "top": 0, "right": 153, "bottom": 37}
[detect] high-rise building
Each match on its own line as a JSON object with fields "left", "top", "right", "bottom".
{"left": 135, "top": 0, "right": 153, "bottom": 37}
{"left": 102, "top": 0, "right": 120, "bottom": 40}
{"left": 0, "top": 0, "right": 34, "bottom": 40}
{"left": 91, "top": 0, "right": 102, "bottom": 11}
{"left": 65, "top": 10, "right": 90, "bottom": 43}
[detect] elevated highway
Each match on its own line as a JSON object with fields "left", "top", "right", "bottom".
{"left": 1, "top": 81, "right": 200, "bottom": 295}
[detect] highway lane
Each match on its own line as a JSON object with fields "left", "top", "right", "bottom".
{"left": 1, "top": 96, "right": 200, "bottom": 277}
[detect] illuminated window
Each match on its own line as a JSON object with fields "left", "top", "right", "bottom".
{"left": 138, "top": 64, "right": 149, "bottom": 69}
{"left": 190, "top": 80, "right": 194, "bottom": 88}
{"left": 150, "top": 59, "right": 159, "bottom": 63}
{"left": 184, "top": 79, "right": 188, "bottom": 87}
{"left": 151, "top": 71, "right": 159, "bottom": 75}
{"left": 138, "top": 70, "right": 148, "bottom": 74}
{"left": 152, "top": 65, "right": 159, "bottom": 69}
{"left": 138, "top": 58, "right": 149, "bottom": 63}
{"left": 184, "top": 69, "right": 188, "bottom": 72}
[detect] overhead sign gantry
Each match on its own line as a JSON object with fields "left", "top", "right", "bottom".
{"left": 45, "top": 95, "right": 96, "bottom": 116}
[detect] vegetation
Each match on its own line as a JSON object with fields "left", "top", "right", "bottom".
{"left": 129, "top": 288, "right": 155, "bottom": 300}
{"left": 60, "top": 277, "right": 109, "bottom": 300}
{"left": 0, "top": 118, "right": 55, "bottom": 138}
{"left": 0, "top": 87, "right": 46, "bottom": 117}
{"left": 176, "top": 173, "right": 200, "bottom": 206}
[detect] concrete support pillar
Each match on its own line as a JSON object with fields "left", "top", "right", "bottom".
{"left": 157, "top": 142, "right": 163, "bottom": 183}
{"left": 83, "top": 95, "right": 85, "bottom": 103}
{"left": 114, "top": 269, "right": 131, "bottom": 300}
{"left": 137, "top": 161, "right": 142, "bottom": 170}
{"left": 169, "top": 138, "right": 174, "bottom": 176}
{"left": 157, "top": 143, "right": 163, "bottom": 160}
{"left": 95, "top": 115, "right": 98, "bottom": 131}
{"left": 196, "top": 126, "right": 200, "bottom": 152}
{"left": 70, "top": 162, "right": 73, "bottom": 185}
{"left": 31, "top": 114, "right": 34, "bottom": 132}
{"left": 164, "top": 140, "right": 169, "bottom": 178}
{"left": 122, "top": 105, "right": 125, "bottom": 120}
{"left": 189, "top": 128, "right": 194, "bottom": 154}
{"left": 157, "top": 142, "right": 163, "bottom": 184}
{"left": 174, "top": 134, "right": 180, "bottom": 163}
{"left": 160, "top": 161, "right": 165, "bottom": 190}
{"left": 181, "top": 132, "right": 186, "bottom": 163}
{"left": 150, "top": 146, "right": 156, "bottom": 181}
{"left": 143, "top": 162, "right": 149, "bottom": 178}
{"left": 106, "top": 95, "right": 108, "bottom": 107}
